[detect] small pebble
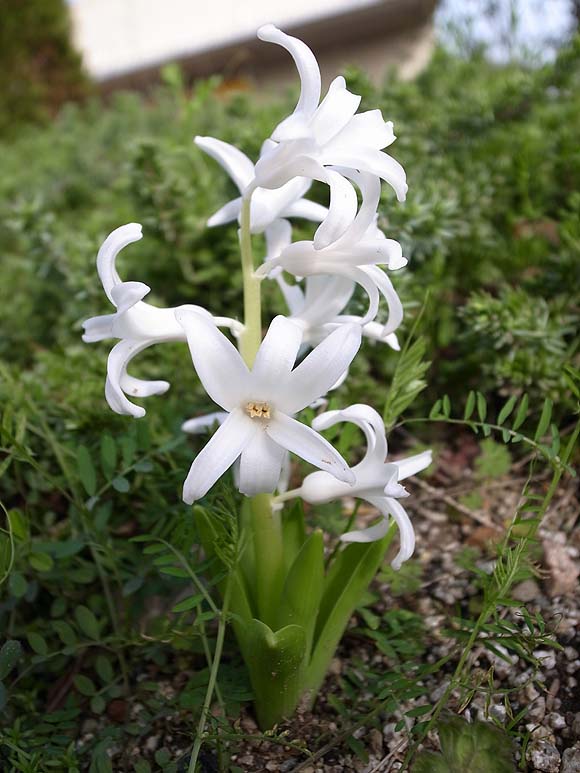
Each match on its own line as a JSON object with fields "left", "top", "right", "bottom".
{"left": 562, "top": 744, "right": 580, "bottom": 773}
{"left": 526, "top": 739, "right": 561, "bottom": 772}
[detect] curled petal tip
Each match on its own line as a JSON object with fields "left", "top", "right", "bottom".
{"left": 257, "top": 23, "right": 279, "bottom": 40}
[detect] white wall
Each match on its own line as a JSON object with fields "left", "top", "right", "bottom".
{"left": 71, "top": 0, "right": 390, "bottom": 81}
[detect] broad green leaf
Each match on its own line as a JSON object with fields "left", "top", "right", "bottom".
{"left": 306, "top": 525, "right": 395, "bottom": 699}
{"left": 429, "top": 399, "right": 442, "bottom": 419}
{"left": 244, "top": 619, "right": 306, "bottom": 730}
{"left": 0, "top": 640, "right": 21, "bottom": 679}
{"left": 8, "top": 509, "right": 27, "bottom": 541}
{"left": 280, "top": 500, "right": 307, "bottom": 572}
{"left": 75, "top": 605, "right": 100, "bottom": 640}
{"left": 77, "top": 446, "right": 97, "bottom": 497}
{"left": 442, "top": 395, "right": 451, "bottom": 418}
{"left": 276, "top": 531, "right": 324, "bottom": 659}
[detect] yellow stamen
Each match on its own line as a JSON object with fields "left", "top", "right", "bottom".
{"left": 246, "top": 401, "right": 271, "bottom": 419}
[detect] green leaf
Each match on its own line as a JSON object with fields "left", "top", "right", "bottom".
{"left": 100, "top": 434, "right": 117, "bottom": 479}
{"left": 8, "top": 509, "right": 27, "bottom": 541}
{"left": 172, "top": 594, "right": 205, "bottom": 613}
{"left": 306, "top": 525, "right": 395, "bottom": 699}
{"left": 281, "top": 501, "right": 307, "bottom": 572}
{"left": 77, "top": 445, "right": 97, "bottom": 497}
{"left": 75, "top": 605, "right": 100, "bottom": 640}
{"left": 9, "top": 571, "right": 27, "bottom": 598}
{"left": 112, "top": 476, "right": 130, "bottom": 493}
{"left": 429, "top": 399, "right": 442, "bottom": 419}
{"left": 442, "top": 394, "right": 451, "bottom": 418}
{"left": 244, "top": 619, "right": 307, "bottom": 730}
{"left": 52, "top": 620, "right": 77, "bottom": 647}
{"left": 464, "top": 391, "right": 476, "bottom": 420}
{"left": 74, "top": 674, "right": 96, "bottom": 696}
{"left": 512, "top": 394, "right": 528, "bottom": 430}
{"left": 534, "top": 398, "right": 553, "bottom": 441}
{"left": 26, "top": 632, "right": 48, "bottom": 656}
{"left": 0, "top": 640, "right": 21, "bottom": 679}
{"left": 276, "top": 530, "right": 324, "bottom": 659}
{"left": 29, "top": 551, "right": 54, "bottom": 572}
{"left": 90, "top": 694, "right": 106, "bottom": 714}
{"left": 0, "top": 681, "right": 6, "bottom": 711}
{"left": 497, "top": 395, "right": 517, "bottom": 425}
{"left": 476, "top": 392, "right": 487, "bottom": 422}
{"left": 95, "top": 655, "right": 114, "bottom": 684}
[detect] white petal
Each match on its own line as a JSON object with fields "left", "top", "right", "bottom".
{"left": 348, "top": 266, "right": 381, "bottom": 325}
{"left": 96, "top": 223, "right": 143, "bottom": 304}
{"left": 257, "top": 24, "right": 321, "bottom": 126}
{"left": 182, "top": 409, "right": 254, "bottom": 504}
{"left": 282, "top": 198, "right": 328, "bottom": 222}
{"left": 207, "top": 197, "right": 242, "bottom": 228}
{"left": 378, "top": 496, "right": 416, "bottom": 569}
{"left": 266, "top": 412, "right": 354, "bottom": 484}
{"left": 309, "top": 76, "right": 361, "bottom": 146}
{"left": 194, "top": 136, "right": 254, "bottom": 192}
{"left": 254, "top": 145, "right": 325, "bottom": 190}
{"left": 333, "top": 172, "right": 381, "bottom": 248}
{"left": 250, "top": 316, "right": 303, "bottom": 397}
{"left": 175, "top": 308, "right": 250, "bottom": 411}
{"left": 312, "top": 403, "right": 386, "bottom": 463}
{"left": 395, "top": 450, "right": 433, "bottom": 481}
{"left": 297, "top": 276, "right": 354, "bottom": 327}
{"left": 340, "top": 516, "right": 390, "bottom": 544}
{"left": 110, "top": 281, "right": 150, "bottom": 313}
{"left": 250, "top": 177, "right": 312, "bottom": 232}
{"left": 331, "top": 111, "right": 395, "bottom": 150}
{"left": 282, "top": 323, "right": 361, "bottom": 414}
{"left": 361, "top": 321, "right": 401, "bottom": 350}
{"left": 181, "top": 412, "right": 228, "bottom": 434}
{"left": 322, "top": 148, "right": 408, "bottom": 202}
{"left": 105, "top": 339, "right": 169, "bottom": 418}
{"left": 300, "top": 468, "right": 352, "bottom": 504}
{"left": 313, "top": 170, "right": 358, "bottom": 249}
{"left": 120, "top": 372, "right": 171, "bottom": 399}
{"left": 238, "top": 428, "right": 286, "bottom": 495}
{"left": 82, "top": 313, "right": 115, "bottom": 343}
{"left": 276, "top": 274, "right": 305, "bottom": 317}
{"left": 264, "top": 219, "right": 292, "bottom": 260}
{"left": 363, "top": 266, "right": 404, "bottom": 335}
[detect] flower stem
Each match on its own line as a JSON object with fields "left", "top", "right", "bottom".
{"left": 239, "top": 194, "right": 262, "bottom": 367}
{"left": 237, "top": 193, "right": 284, "bottom": 623}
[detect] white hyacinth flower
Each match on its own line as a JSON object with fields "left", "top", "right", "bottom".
{"left": 285, "top": 275, "right": 401, "bottom": 351}
{"left": 253, "top": 24, "right": 408, "bottom": 208}
{"left": 299, "top": 404, "right": 432, "bottom": 569}
{"left": 175, "top": 311, "right": 361, "bottom": 503}
{"left": 257, "top": 173, "right": 407, "bottom": 335}
{"left": 194, "top": 136, "right": 327, "bottom": 234}
{"left": 82, "top": 223, "right": 242, "bottom": 418}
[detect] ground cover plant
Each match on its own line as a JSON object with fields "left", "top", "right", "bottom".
{"left": 0, "top": 20, "right": 579, "bottom": 773}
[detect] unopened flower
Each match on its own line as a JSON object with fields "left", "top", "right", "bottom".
{"left": 82, "top": 223, "right": 242, "bottom": 418}
{"left": 253, "top": 25, "right": 407, "bottom": 204}
{"left": 175, "top": 312, "right": 361, "bottom": 503}
{"left": 299, "top": 404, "right": 432, "bottom": 569}
{"left": 257, "top": 173, "right": 406, "bottom": 335}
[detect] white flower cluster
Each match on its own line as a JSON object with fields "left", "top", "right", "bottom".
{"left": 82, "top": 25, "right": 431, "bottom": 567}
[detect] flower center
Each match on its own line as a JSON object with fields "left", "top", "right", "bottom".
{"left": 245, "top": 401, "right": 271, "bottom": 419}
